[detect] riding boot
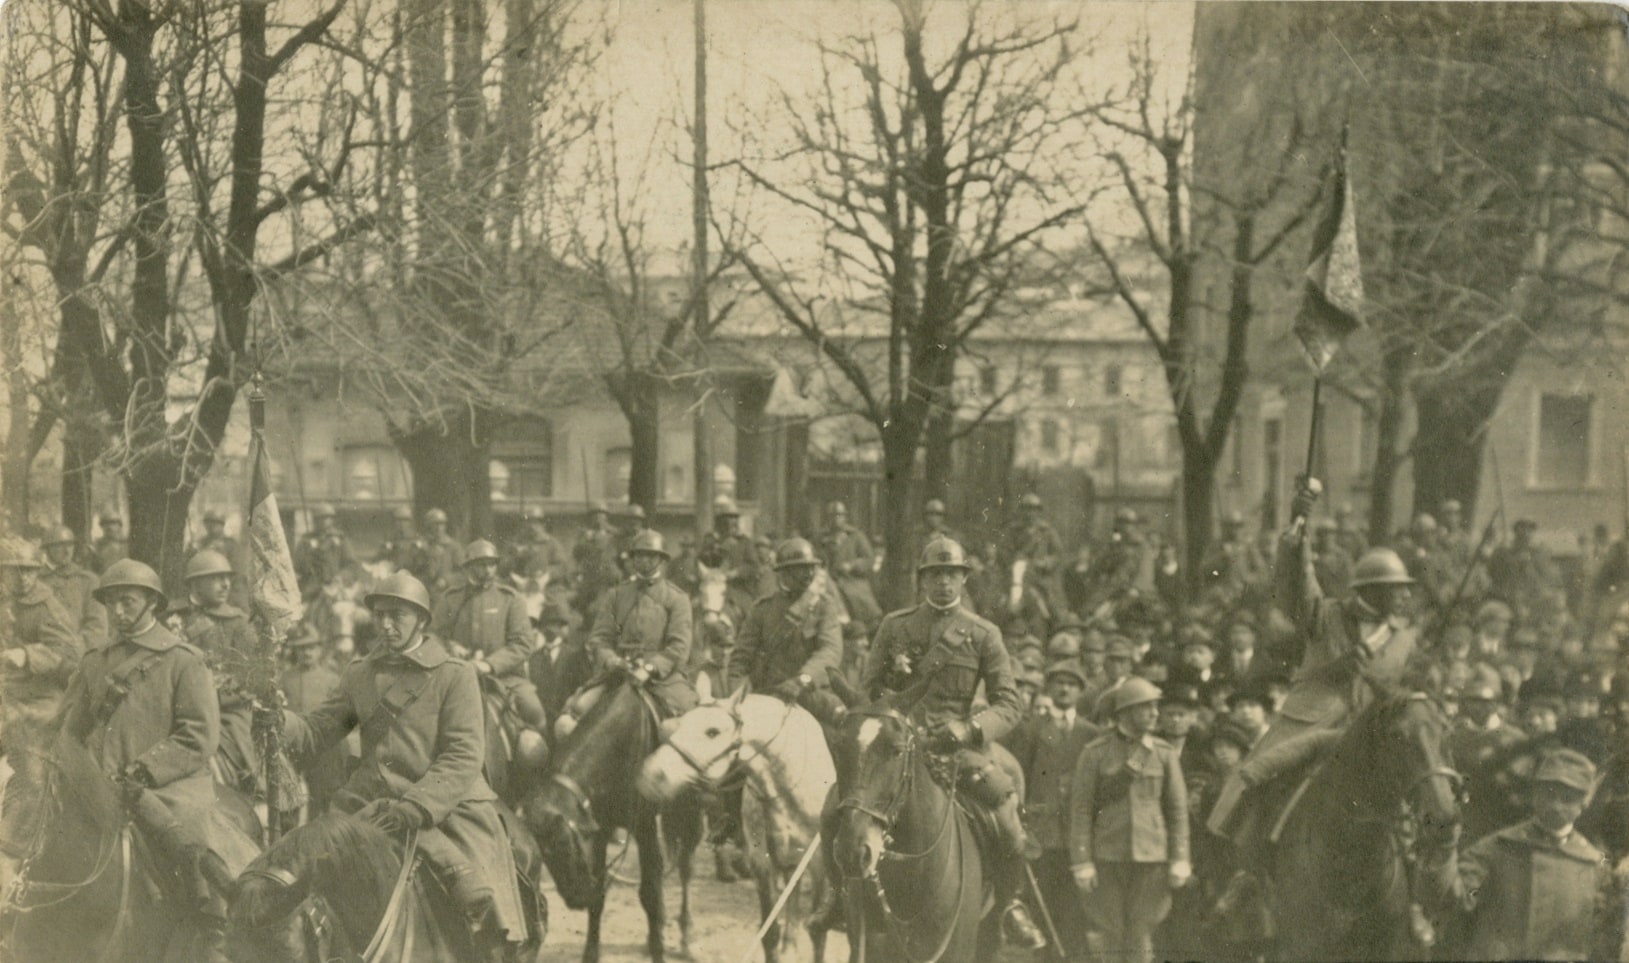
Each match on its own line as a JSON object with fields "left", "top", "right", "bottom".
{"left": 1212, "top": 869, "right": 1272, "bottom": 944}
{"left": 992, "top": 794, "right": 1046, "bottom": 949}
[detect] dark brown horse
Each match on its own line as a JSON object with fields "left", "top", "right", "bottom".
{"left": 1263, "top": 692, "right": 1461, "bottom": 962}
{"left": 1, "top": 735, "right": 219, "bottom": 962}
{"left": 830, "top": 707, "right": 999, "bottom": 963}
{"left": 522, "top": 675, "right": 703, "bottom": 963}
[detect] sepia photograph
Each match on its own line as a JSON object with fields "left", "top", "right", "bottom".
{"left": 1, "top": 0, "right": 1627, "bottom": 960}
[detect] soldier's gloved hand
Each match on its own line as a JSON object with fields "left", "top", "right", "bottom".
{"left": 1169, "top": 859, "right": 1193, "bottom": 889}
{"left": 2, "top": 649, "right": 25, "bottom": 669}
{"left": 929, "top": 718, "right": 977, "bottom": 751}
{"left": 363, "top": 798, "right": 430, "bottom": 835}
{"left": 472, "top": 658, "right": 493, "bottom": 676}
{"left": 771, "top": 677, "right": 805, "bottom": 702}
{"left": 1071, "top": 861, "right": 1098, "bottom": 892}
{"left": 631, "top": 662, "right": 652, "bottom": 684}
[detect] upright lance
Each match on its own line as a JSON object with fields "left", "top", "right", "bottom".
{"left": 248, "top": 379, "right": 286, "bottom": 844}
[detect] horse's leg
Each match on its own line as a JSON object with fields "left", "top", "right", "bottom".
{"left": 806, "top": 854, "right": 828, "bottom": 963}
{"left": 754, "top": 857, "right": 780, "bottom": 963}
{"left": 636, "top": 816, "right": 667, "bottom": 962}
{"left": 671, "top": 804, "right": 701, "bottom": 958}
{"left": 582, "top": 837, "right": 608, "bottom": 963}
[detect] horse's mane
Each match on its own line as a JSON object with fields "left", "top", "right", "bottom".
{"left": 260, "top": 810, "right": 400, "bottom": 902}
{"left": 35, "top": 735, "right": 121, "bottom": 838}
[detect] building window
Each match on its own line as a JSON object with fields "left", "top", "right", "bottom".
{"left": 980, "top": 365, "right": 999, "bottom": 396}
{"left": 1094, "top": 419, "right": 1119, "bottom": 469}
{"left": 1104, "top": 364, "right": 1123, "bottom": 397}
{"left": 1535, "top": 393, "right": 1592, "bottom": 488}
{"left": 1041, "top": 365, "right": 1061, "bottom": 396}
{"left": 1040, "top": 419, "right": 1060, "bottom": 453}
{"left": 605, "top": 447, "right": 632, "bottom": 502}
{"left": 340, "top": 444, "right": 403, "bottom": 501}
{"left": 491, "top": 418, "right": 553, "bottom": 500}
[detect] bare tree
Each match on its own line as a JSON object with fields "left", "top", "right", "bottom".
{"left": 724, "top": 0, "right": 1089, "bottom": 608}
{"left": 4, "top": 0, "right": 360, "bottom": 585}
{"left": 1085, "top": 33, "right": 1325, "bottom": 593}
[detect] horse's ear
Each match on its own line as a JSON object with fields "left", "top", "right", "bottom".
{"left": 727, "top": 682, "right": 749, "bottom": 709}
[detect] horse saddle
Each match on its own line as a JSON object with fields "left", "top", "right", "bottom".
{"left": 953, "top": 795, "right": 1002, "bottom": 861}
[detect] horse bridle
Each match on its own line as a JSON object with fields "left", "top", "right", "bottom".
{"left": 662, "top": 699, "right": 797, "bottom": 790}
{"left": 836, "top": 710, "right": 919, "bottom": 829}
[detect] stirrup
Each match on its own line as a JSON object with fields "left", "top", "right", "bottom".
{"left": 1001, "top": 900, "right": 1047, "bottom": 950}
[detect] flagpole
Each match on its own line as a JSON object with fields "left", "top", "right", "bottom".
{"left": 1304, "top": 376, "right": 1323, "bottom": 483}
{"left": 249, "top": 375, "right": 285, "bottom": 844}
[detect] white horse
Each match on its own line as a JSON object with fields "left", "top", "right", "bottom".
{"left": 638, "top": 688, "right": 835, "bottom": 963}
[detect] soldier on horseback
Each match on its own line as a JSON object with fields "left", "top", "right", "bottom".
{"left": 38, "top": 525, "right": 107, "bottom": 645}
{"left": 434, "top": 539, "right": 549, "bottom": 766}
{"left": 57, "top": 559, "right": 232, "bottom": 961}
{"left": 1207, "top": 478, "right": 1420, "bottom": 930}
{"left": 263, "top": 571, "right": 530, "bottom": 961}
{"left": 859, "top": 535, "right": 1048, "bottom": 949}
{"left": 555, "top": 530, "right": 699, "bottom": 740}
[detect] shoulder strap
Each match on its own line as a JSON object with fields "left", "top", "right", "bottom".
{"left": 91, "top": 645, "right": 169, "bottom": 730}
{"left": 359, "top": 666, "right": 439, "bottom": 741}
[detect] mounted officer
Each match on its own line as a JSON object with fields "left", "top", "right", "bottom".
{"left": 726, "top": 537, "right": 846, "bottom": 720}
{"left": 1207, "top": 478, "right": 1420, "bottom": 922}
{"left": 861, "top": 535, "right": 1047, "bottom": 949}
{"left": 193, "top": 509, "right": 240, "bottom": 562}
{"left": 1004, "top": 492, "right": 1065, "bottom": 614}
{"left": 264, "top": 571, "right": 529, "bottom": 960}
{"left": 1078, "top": 507, "right": 1150, "bottom": 620}
{"left": 58, "top": 559, "right": 230, "bottom": 960}
{"left": 506, "top": 508, "right": 569, "bottom": 590}
{"left": 555, "top": 530, "right": 698, "bottom": 740}
{"left": 434, "top": 539, "right": 548, "bottom": 760}
{"left": 175, "top": 550, "right": 264, "bottom": 800}
{"left": 697, "top": 495, "right": 763, "bottom": 616}
{"left": 39, "top": 524, "right": 107, "bottom": 645}
{"left": 612, "top": 502, "right": 652, "bottom": 576}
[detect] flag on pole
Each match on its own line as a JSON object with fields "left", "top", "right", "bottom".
{"left": 1294, "top": 125, "right": 1365, "bottom": 372}
{"left": 248, "top": 428, "right": 302, "bottom": 630}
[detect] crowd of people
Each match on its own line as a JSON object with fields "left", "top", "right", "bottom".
{"left": 4, "top": 483, "right": 1629, "bottom": 961}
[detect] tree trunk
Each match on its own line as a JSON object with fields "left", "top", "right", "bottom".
{"left": 2, "top": 274, "right": 30, "bottom": 529}
{"left": 1411, "top": 379, "right": 1499, "bottom": 527}
{"left": 396, "top": 412, "right": 492, "bottom": 539}
{"left": 1181, "top": 451, "right": 1218, "bottom": 598}
{"left": 1369, "top": 346, "right": 1412, "bottom": 545}
{"left": 61, "top": 418, "right": 100, "bottom": 541}
{"left": 125, "top": 453, "right": 194, "bottom": 594}
{"left": 607, "top": 372, "right": 661, "bottom": 514}
{"left": 878, "top": 430, "right": 919, "bottom": 612}
{"left": 922, "top": 409, "right": 954, "bottom": 508}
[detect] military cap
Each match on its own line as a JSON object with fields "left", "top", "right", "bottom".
{"left": 1044, "top": 659, "right": 1088, "bottom": 686}
{"left": 1103, "top": 636, "right": 1135, "bottom": 660}
{"left": 1019, "top": 668, "right": 1046, "bottom": 690}
{"left": 1313, "top": 517, "right": 1339, "bottom": 532}
{"left": 1531, "top": 748, "right": 1595, "bottom": 793}
{"left": 1111, "top": 677, "right": 1162, "bottom": 714}
{"left": 1016, "top": 646, "right": 1046, "bottom": 672}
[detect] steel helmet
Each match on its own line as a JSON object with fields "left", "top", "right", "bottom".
{"left": 588, "top": 502, "right": 609, "bottom": 516}
{"left": 43, "top": 525, "right": 77, "bottom": 548}
{"left": 628, "top": 530, "right": 669, "bottom": 558}
{"left": 523, "top": 507, "right": 548, "bottom": 523}
{"left": 392, "top": 505, "right": 414, "bottom": 521}
{"left": 184, "top": 550, "right": 234, "bottom": 580}
{"left": 312, "top": 503, "right": 337, "bottom": 520}
{"left": 94, "top": 559, "right": 167, "bottom": 609}
{"left": 827, "top": 500, "right": 848, "bottom": 516}
{"left": 0, "top": 537, "right": 42, "bottom": 569}
{"left": 1113, "top": 507, "right": 1140, "bottom": 525}
{"left": 620, "top": 503, "right": 647, "bottom": 521}
{"left": 1019, "top": 493, "right": 1043, "bottom": 509}
{"left": 1111, "top": 676, "right": 1163, "bottom": 714}
{"left": 773, "top": 538, "right": 820, "bottom": 570}
{"left": 1349, "top": 548, "right": 1416, "bottom": 589}
{"left": 424, "top": 507, "right": 448, "bottom": 523}
{"left": 1222, "top": 510, "right": 1246, "bottom": 528}
{"left": 712, "top": 495, "right": 740, "bottom": 517}
{"left": 923, "top": 498, "right": 947, "bottom": 515}
{"left": 464, "top": 539, "right": 501, "bottom": 563}
{"left": 917, "top": 536, "right": 971, "bottom": 572}
{"left": 364, "top": 571, "right": 432, "bottom": 619}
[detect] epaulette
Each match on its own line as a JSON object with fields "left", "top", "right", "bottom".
{"left": 880, "top": 605, "right": 919, "bottom": 623}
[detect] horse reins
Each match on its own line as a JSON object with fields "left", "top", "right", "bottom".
{"left": 663, "top": 700, "right": 797, "bottom": 793}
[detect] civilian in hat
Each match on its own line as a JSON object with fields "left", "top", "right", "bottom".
{"left": 1015, "top": 667, "right": 1045, "bottom": 714}
{"left": 1556, "top": 672, "right": 1612, "bottom": 764}
{"left": 1218, "top": 615, "right": 1258, "bottom": 684}
{"left": 1225, "top": 686, "right": 1271, "bottom": 747}
{"left": 1070, "top": 678, "right": 1189, "bottom": 963}
{"left": 1473, "top": 599, "right": 1514, "bottom": 660}
{"left": 1170, "top": 633, "right": 1218, "bottom": 692}
{"left": 1518, "top": 690, "right": 1563, "bottom": 737}
{"left": 1004, "top": 658, "right": 1101, "bottom": 958}
{"left": 1157, "top": 684, "right": 1205, "bottom": 760}
{"left": 529, "top": 600, "right": 589, "bottom": 730}
{"left": 1435, "top": 748, "right": 1620, "bottom": 961}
